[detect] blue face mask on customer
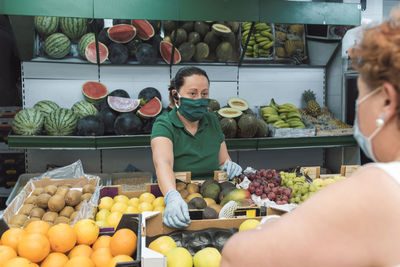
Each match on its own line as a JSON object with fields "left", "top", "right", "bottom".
{"left": 353, "top": 86, "right": 384, "bottom": 162}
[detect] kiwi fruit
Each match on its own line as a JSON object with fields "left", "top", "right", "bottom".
{"left": 18, "top": 204, "right": 35, "bottom": 216}
{"left": 204, "top": 197, "right": 216, "bottom": 206}
{"left": 81, "top": 193, "right": 92, "bottom": 202}
{"left": 45, "top": 185, "right": 58, "bottom": 195}
{"left": 179, "top": 189, "right": 189, "bottom": 199}
{"left": 54, "top": 216, "right": 70, "bottom": 225}
{"left": 65, "top": 190, "right": 82, "bottom": 206}
{"left": 48, "top": 194, "right": 65, "bottom": 212}
{"left": 24, "top": 195, "right": 37, "bottom": 205}
{"left": 176, "top": 182, "right": 187, "bottom": 191}
{"left": 59, "top": 206, "right": 75, "bottom": 218}
{"left": 42, "top": 211, "right": 58, "bottom": 223}
{"left": 82, "top": 184, "right": 95, "bottom": 194}
{"left": 10, "top": 214, "right": 28, "bottom": 226}
{"left": 75, "top": 202, "right": 83, "bottom": 211}
{"left": 30, "top": 207, "right": 45, "bottom": 218}
{"left": 32, "top": 187, "right": 44, "bottom": 196}
{"left": 187, "top": 183, "right": 199, "bottom": 194}
{"left": 36, "top": 193, "right": 51, "bottom": 209}
{"left": 70, "top": 211, "right": 78, "bottom": 222}
{"left": 55, "top": 185, "right": 70, "bottom": 198}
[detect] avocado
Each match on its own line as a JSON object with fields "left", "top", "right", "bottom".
{"left": 189, "top": 197, "right": 207, "bottom": 209}
{"left": 203, "top": 206, "right": 218, "bottom": 219}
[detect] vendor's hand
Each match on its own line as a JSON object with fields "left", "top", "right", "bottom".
{"left": 163, "top": 190, "right": 191, "bottom": 228}
{"left": 220, "top": 160, "right": 242, "bottom": 180}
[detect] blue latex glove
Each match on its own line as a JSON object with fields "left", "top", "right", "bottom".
{"left": 220, "top": 160, "right": 242, "bottom": 180}
{"left": 163, "top": 190, "right": 191, "bottom": 228}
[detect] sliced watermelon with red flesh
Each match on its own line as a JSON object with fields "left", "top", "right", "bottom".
{"left": 107, "top": 24, "right": 136, "bottom": 44}
{"left": 131, "top": 19, "right": 155, "bottom": 40}
{"left": 82, "top": 81, "right": 108, "bottom": 103}
{"left": 137, "top": 97, "right": 162, "bottom": 118}
{"left": 108, "top": 96, "right": 140, "bottom": 112}
{"left": 160, "top": 41, "right": 181, "bottom": 64}
{"left": 85, "top": 41, "right": 109, "bottom": 64}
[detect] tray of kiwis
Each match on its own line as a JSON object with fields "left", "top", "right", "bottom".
{"left": 4, "top": 178, "right": 99, "bottom": 228}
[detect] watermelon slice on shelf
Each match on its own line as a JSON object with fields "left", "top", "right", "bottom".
{"left": 137, "top": 97, "right": 162, "bottom": 118}
{"left": 107, "top": 96, "right": 140, "bottom": 113}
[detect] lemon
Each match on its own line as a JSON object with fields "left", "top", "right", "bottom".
{"left": 128, "top": 197, "right": 140, "bottom": 207}
{"left": 166, "top": 247, "right": 193, "bottom": 267}
{"left": 98, "top": 196, "right": 114, "bottom": 211}
{"left": 239, "top": 219, "right": 260, "bottom": 232}
{"left": 193, "top": 247, "right": 221, "bottom": 267}
{"left": 113, "top": 195, "right": 129, "bottom": 204}
{"left": 96, "top": 209, "right": 110, "bottom": 221}
{"left": 107, "top": 211, "right": 123, "bottom": 228}
{"left": 125, "top": 206, "right": 140, "bottom": 214}
{"left": 138, "top": 202, "right": 153, "bottom": 212}
{"left": 95, "top": 220, "right": 109, "bottom": 228}
{"left": 153, "top": 206, "right": 165, "bottom": 213}
{"left": 148, "top": 236, "right": 176, "bottom": 256}
{"left": 139, "top": 192, "right": 156, "bottom": 204}
{"left": 111, "top": 202, "right": 128, "bottom": 213}
{"left": 152, "top": 196, "right": 165, "bottom": 207}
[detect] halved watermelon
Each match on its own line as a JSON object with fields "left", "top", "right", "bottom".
{"left": 160, "top": 41, "right": 181, "bottom": 64}
{"left": 131, "top": 19, "right": 155, "bottom": 40}
{"left": 108, "top": 96, "right": 140, "bottom": 113}
{"left": 82, "top": 81, "right": 108, "bottom": 103}
{"left": 137, "top": 97, "right": 162, "bottom": 118}
{"left": 107, "top": 24, "right": 136, "bottom": 44}
{"left": 85, "top": 41, "right": 109, "bottom": 64}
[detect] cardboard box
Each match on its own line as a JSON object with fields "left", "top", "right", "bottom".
{"left": 4, "top": 176, "right": 100, "bottom": 227}
{"left": 141, "top": 212, "right": 262, "bottom": 267}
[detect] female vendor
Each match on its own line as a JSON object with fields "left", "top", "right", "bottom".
{"left": 151, "top": 66, "right": 242, "bottom": 228}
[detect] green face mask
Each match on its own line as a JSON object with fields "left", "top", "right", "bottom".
{"left": 175, "top": 93, "right": 210, "bottom": 122}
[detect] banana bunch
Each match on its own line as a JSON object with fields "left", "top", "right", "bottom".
{"left": 260, "top": 99, "right": 306, "bottom": 128}
{"left": 241, "top": 22, "right": 274, "bottom": 58}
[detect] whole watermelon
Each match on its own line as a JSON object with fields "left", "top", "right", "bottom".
{"left": 99, "top": 107, "right": 117, "bottom": 134}
{"left": 77, "top": 115, "right": 104, "bottom": 136}
{"left": 45, "top": 108, "right": 78, "bottom": 136}
{"left": 34, "top": 100, "right": 59, "bottom": 118}
{"left": 12, "top": 108, "right": 44, "bottom": 135}
{"left": 34, "top": 16, "right": 59, "bottom": 36}
{"left": 138, "top": 87, "right": 161, "bottom": 103}
{"left": 60, "top": 17, "right": 88, "bottom": 40}
{"left": 71, "top": 100, "right": 98, "bottom": 119}
{"left": 44, "top": 33, "right": 71, "bottom": 59}
{"left": 114, "top": 113, "right": 143, "bottom": 135}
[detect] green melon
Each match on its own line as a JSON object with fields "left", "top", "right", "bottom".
{"left": 60, "top": 17, "right": 88, "bottom": 40}
{"left": 44, "top": 108, "right": 78, "bottom": 136}
{"left": 220, "top": 117, "right": 237, "bottom": 138}
{"left": 208, "top": 99, "right": 220, "bottom": 112}
{"left": 12, "top": 108, "right": 44, "bottom": 136}
{"left": 255, "top": 118, "right": 269, "bottom": 137}
{"left": 34, "top": 16, "right": 59, "bottom": 36}
{"left": 44, "top": 33, "right": 71, "bottom": 59}
{"left": 71, "top": 100, "right": 98, "bottom": 119}
{"left": 216, "top": 42, "right": 233, "bottom": 63}
{"left": 237, "top": 114, "right": 258, "bottom": 138}
{"left": 34, "top": 100, "right": 60, "bottom": 118}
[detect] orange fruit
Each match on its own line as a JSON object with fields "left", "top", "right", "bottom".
{"left": 69, "top": 244, "right": 93, "bottom": 258}
{"left": 17, "top": 233, "right": 50, "bottom": 263}
{"left": 3, "top": 257, "right": 33, "bottom": 267}
{"left": 41, "top": 252, "right": 69, "bottom": 267}
{"left": 25, "top": 221, "right": 50, "bottom": 235}
{"left": 108, "top": 255, "right": 134, "bottom": 267}
{"left": 0, "top": 245, "right": 17, "bottom": 265}
{"left": 1, "top": 228, "right": 25, "bottom": 251}
{"left": 90, "top": 247, "right": 113, "bottom": 267}
{"left": 109, "top": 228, "right": 137, "bottom": 257}
{"left": 92, "top": 235, "right": 111, "bottom": 251}
{"left": 74, "top": 219, "right": 99, "bottom": 245}
{"left": 47, "top": 223, "right": 76, "bottom": 253}
{"left": 64, "top": 256, "right": 95, "bottom": 267}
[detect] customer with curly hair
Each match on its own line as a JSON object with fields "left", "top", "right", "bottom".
{"left": 221, "top": 6, "right": 400, "bottom": 267}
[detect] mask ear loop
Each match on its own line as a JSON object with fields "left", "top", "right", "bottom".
{"left": 358, "top": 86, "right": 382, "bottom": 104}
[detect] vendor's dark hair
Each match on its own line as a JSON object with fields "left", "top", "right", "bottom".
{"left": 168, "top": 67, "right": 210, "bottom": 105}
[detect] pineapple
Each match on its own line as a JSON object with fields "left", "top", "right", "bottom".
{"left": 302, "top": 90, "right": 321, "bottom": 117}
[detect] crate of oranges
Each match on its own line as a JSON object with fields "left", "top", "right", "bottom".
{"left": 0, "top": 213, "right": 141, "bottom": 266}
{"left": 96, "top": 185, "right": 165, "bottom": 231}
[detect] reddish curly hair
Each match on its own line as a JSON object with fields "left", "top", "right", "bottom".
{"left": 348, "top": 6, "right": 400, "bottom": 91}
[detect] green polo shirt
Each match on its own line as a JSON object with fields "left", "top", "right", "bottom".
{"left": 151, "top": 107, "right": 225, "bottom": 179}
